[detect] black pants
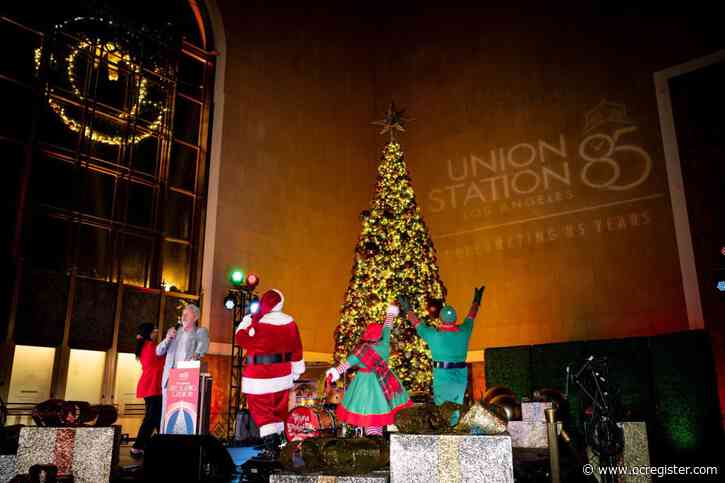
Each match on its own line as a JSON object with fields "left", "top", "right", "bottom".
{"left": 133, "top": 395, "right": 162, "bottom": 450}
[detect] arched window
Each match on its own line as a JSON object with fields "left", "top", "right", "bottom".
{"left": 0, "top": 0, "right": 217, "bottom": 417}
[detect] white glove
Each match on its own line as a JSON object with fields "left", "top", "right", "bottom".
{"left": 236, "top": 316, "right": 255, "bottom": 336}
{"left": 326, "top": 367, "right": 341, "bottom": 383}
{"left": 386, "top": 304, "right": 400, "bottom": 317}
{"left": 292, "top": 360, "right": 305, "bottom": 381}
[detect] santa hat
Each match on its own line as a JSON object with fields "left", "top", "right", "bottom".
{"left": 361, "top": 323, "right": 383, "bottom": 342}
{"left": 252, "top": 289, "right": 284, "bottom": 325}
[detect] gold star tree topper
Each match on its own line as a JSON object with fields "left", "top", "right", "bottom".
{"left": 372, "top": 102, "right": 411, "bottom": 141}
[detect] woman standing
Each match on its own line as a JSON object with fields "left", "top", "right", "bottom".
{"left": 326, "top": 303, "right": 412, "bottom": 436}
{"left": 131, "top": 323, "right": 164, "bottom": 456}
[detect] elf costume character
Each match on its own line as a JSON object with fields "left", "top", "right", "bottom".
{"left": 326, "top": 304, "right": 413, "bottom": 436}
{"left": 235, "top": 289, "right": 305, "bottom": 457}
{"left": 400, "top": 285, "right": 484, "bottom": 425}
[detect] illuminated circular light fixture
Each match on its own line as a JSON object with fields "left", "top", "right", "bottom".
{"left": 230, "top": 269, "right": 245, "bottom": 286}
{"left": 717, "top": 280, "right": 725, "bottom": 292}
{"left": 249, "top": 295, "right": 260, "bottom": 314}
{"left": 720, "top": 245, "right": 725, "bottom": 257}
{"left": 245, "top": 273, "right": 260, "bottom": 290}
{"left": 224, "top": 293, "right": 236, "bottom": 310}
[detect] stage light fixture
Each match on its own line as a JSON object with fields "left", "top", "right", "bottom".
{"left": 249, "top": 295, "right": 260, "bottom": 314}
{"left": 717, "top": 280, "right": 725, "bottom": 292}
{"left": 224, "top": 292, "right": 236, "bottom": 310}
{"left": 246, "top": 273, "right": 260, "bottom": 289}
{"left": 720, "top": 245, "right": 725, "bottom": 257}
{"left": 230, "top": 269, "right": 245, "bottom": 286}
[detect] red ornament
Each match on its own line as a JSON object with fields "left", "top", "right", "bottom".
{"left": 426, "top": 299, "right": 443, "bottom": 319}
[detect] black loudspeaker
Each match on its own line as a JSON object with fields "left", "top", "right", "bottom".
{"left": 143, "top": 434, "right": 235, "bottom": 482}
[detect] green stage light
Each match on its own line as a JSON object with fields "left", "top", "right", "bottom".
{"left": 230, "top": 269, "right": 245, "bottom": 286}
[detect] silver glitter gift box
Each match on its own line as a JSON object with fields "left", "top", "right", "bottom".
{"left": 270, "top": 470, "right": 389, "bottom": 482}
{"left": 507, "top": 418, "right": 562, "bottom": 449}
{"left": 390, "top": 434, "right": 513, "bottom": 483}
{"left": 507, "top": 421, "right": 548, "bottom": 448}
{"left": 16, "top": 426, "right": 120, "bottom": 483}
{"left": 620, "top": 422, "right": 651, "bottom": 473}
{"left": 521, "top": 402, "right": 552, "bottom": 422}
{"left": 587, "top": 421, "right": 651, "bottom": 483}
{"left": 0, "top": 455, "right": 16, "bottom": 483}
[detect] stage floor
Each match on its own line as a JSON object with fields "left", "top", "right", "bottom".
{"left": 115, "top": 442, "right": 262, "bottom": 482}
{"left": 114, "top": 442, "right": 551, "bottom": 482}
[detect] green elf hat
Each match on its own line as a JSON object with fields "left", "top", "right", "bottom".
{"left": 440, "top": 304, "right": 457, "bottom": 324}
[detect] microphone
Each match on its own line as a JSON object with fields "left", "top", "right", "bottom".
{"left": 167, "top": 322, "right": 181, "bottom": 339}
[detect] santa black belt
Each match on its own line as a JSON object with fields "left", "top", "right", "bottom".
{"left": 432, "top": 360, "right": 467, "bottom": 369}
{"left": 245, "top": 352, "right": 293, "bottom": 365}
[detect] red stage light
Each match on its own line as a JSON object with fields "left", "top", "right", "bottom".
{"left": 246, "top": 273, "right": 260, "bottom": 289}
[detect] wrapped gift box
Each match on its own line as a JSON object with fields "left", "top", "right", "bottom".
{"left": 521, "top": 402, "right": 552, "bottom": 422}
{"left": 620, "top": 422, "right": 650, "bottom": 473}
{"left": 507, "top": 421, "right": 548, "bottom": 449}
{"left": 390, "top": 434, "right": 513, "bottom": 483}
{"left": 16, "top": 426, "right": 120, "bottom": 483}
{"left": 0, "top": 455, "right": 16, "bottom": 483}
{"left": 270, "top": 470, "right": 389, "bottom": 482}
{"left": 507, "top": 420, "right": 562, "bottom": 449}
{"left": 587, "top": 422, "right": 651, "bottom": 483}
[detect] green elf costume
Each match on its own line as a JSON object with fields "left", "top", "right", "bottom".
{"left": 326, "top": 304, "right": 412, "bottom": 436}
{"left": 400, "top": 286, "right": 484, "bottom": 425}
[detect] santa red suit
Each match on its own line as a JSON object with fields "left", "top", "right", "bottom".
{"left": 235, "top": 289, "right": 304, "bottom": 439}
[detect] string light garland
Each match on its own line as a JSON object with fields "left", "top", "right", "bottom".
{"left": 34, "top": 17, "right": 168, "bottom": 146}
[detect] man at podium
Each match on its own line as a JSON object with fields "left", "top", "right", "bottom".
{"left": 157, "top": 303, "right": 209, "bottom": 412}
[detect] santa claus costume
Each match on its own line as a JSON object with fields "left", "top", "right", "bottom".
{"left": 235, "top": 289, "right": 304, "bottom": 455}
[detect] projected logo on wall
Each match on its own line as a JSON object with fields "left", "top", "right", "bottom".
{"left": 427, "top": 100, "right": 661, "bottom": 254}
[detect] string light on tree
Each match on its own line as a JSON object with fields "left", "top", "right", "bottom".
{"left": 334, "top": 103, "right": 446, "bottom": 393}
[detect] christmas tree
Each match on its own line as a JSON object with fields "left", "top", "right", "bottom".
{"left": 333, "top": 104, "right": 446, "bottom": 392}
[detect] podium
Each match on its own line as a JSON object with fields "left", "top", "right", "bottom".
{"left": 161, "top": 361, "right": 213, "bottom": 435}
